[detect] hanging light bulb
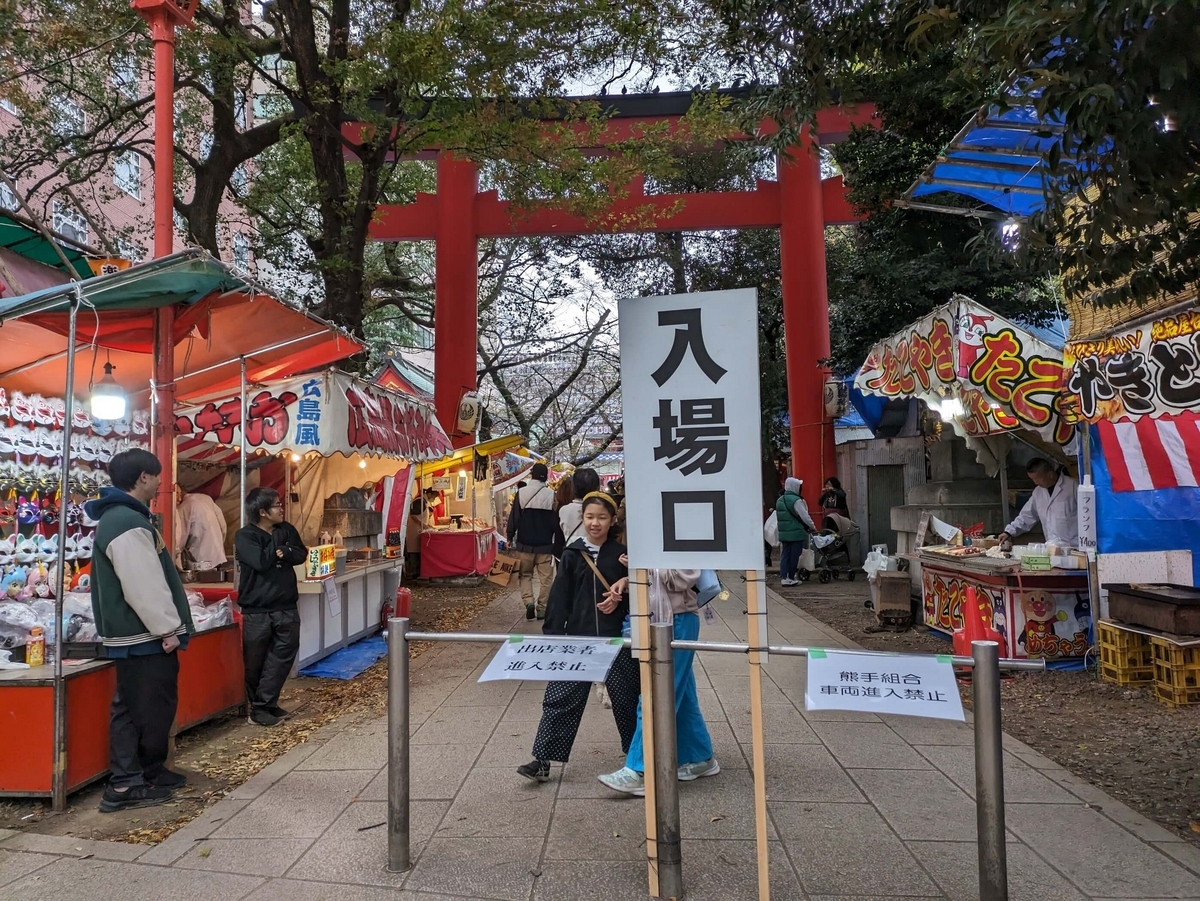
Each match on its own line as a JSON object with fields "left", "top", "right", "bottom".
{"left": 291, "top": 452, "right": 301, "bottom": 463}
{"left": 90, "top": 362, "right": 127, "bottom": 421}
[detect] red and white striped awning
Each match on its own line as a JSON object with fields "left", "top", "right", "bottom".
{"left": 1096, "top": 412, "right": 1200, "bottom": 492}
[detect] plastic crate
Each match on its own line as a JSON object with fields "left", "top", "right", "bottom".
{"left": 1100, "top": 662, "right": 1154, "bottom": 687}
{"left": 1097, "top": 622, "right": 1155, "bottom": 687}
{"left": 1154, "top": 681, "right": 1200, "bottom": 708}
{"left": 1097, "top": 621, "right": 1147, "bottom": 650}
{"left": 1150, "top": 636, "right": 1200, "bottom": 669}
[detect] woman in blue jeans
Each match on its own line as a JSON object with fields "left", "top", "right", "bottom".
{"left": 597, "top": 568, "right": 717, "bottom": 795}
{"left": 777, "top": 477, "right": 815, "bottom": 586}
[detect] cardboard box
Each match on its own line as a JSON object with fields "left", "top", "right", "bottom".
{"left": 488, "top": 553, "right": 519, "bottom": 586}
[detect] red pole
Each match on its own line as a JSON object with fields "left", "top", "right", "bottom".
{"left": 142, "top": 4, "right": 178, "bottom": 545}
{"left": 777, "top": 130, "right": 836, "bottom": 504}
{"left": 433, "top": 152, "right": 479, "bottom": 449}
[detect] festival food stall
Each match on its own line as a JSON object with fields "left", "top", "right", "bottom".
{"left": 0, "top": 252, "right": 360, "bottom": 801}
{"left": 409, "top": 434, "right": 527, "bottom": 578}
{"left": 856, "top": 296, "right": 1091, "bottom": 662}
{"left": 175, "top": 369, "right": 452, "bottom": 668}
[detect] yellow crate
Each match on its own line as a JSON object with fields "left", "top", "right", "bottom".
{"left": 1154, "top": 681, "right": 1200, "bottom": 708}
{"left": 1099, "top": 662, "right": 1155, "bottom": 687}
{"left": 1150, "top": 636, "right": 1200, "bottom": 669}
{"left": 1097, "top": 621, "right": 1147, "bottom": 651}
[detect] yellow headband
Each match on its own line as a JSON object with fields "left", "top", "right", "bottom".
{"left": 581, "top": 491, "right": 618, "bottom": 514}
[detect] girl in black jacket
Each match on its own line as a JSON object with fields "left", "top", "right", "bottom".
{"left": 517, "top": 492, "right": 640, "bottom": 783}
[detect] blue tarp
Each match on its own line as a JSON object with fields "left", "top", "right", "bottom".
{"left": 1087, "top": 426, "right": 1200, "bottom": 585}
{"left": 298, "top": 634, "right": 388, "bottom": 680}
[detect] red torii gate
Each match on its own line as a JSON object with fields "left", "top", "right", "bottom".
{"left": 361, "top": 92, "right": 875, "bottom": 495}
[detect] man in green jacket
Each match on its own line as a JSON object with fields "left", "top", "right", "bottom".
{"left": 777, "top": 477, "right": 816, "bottom": 586}
{"left": 87, "top": 448, "right": 194, "bottom": 813}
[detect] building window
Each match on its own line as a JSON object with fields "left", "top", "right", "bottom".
{"left": 232, "top": 231, "right": 250, "bottom": 270}
{"left": 0, "top": 178, "right": 16, "bottom": 212}
{"left": 117, "top": 237, "right": 143, "bottom": 264}
{"left": 50, "top": 96, "right": 85, "bottom": 137}
{"left": 0, "top": 97, "right": 16, "bottom": 116}
{"left": 51, "top": 201, "right": 88, "bottom": 245}
{"left": 234, "top": 90, "right": 250, "bottom": 130}
{"left": 230, "top": 164, "right": 248, "bottom": 195}
{"left": 113, "top": 150, "right": 141, "bottom": 199}
{"left": 113, "top": 53, "right": 138, "bottom": 100}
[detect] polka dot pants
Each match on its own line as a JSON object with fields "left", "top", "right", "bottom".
{"left": 532, "top": 648, "right": 640, "bottom": 763}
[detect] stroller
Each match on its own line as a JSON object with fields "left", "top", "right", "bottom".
{"left": 799, "top": 512, "right": 863, "bottom": 584}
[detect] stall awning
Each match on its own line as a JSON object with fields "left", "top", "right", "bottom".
{"left": 414, "top": 434, "right": 526, "bottom": 479}
{"left": 0, "top": 251, "right": 365, "bottom": 401}
{"left": 176, "top": 370, "right": 452, "bottom": 463}
{"left": 854, "top": 296, "right": 1076, "bottom": 452}
{"left": 0, "top": 210, "right": 94, "bottom": 281}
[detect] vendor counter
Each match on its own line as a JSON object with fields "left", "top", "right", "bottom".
{"left": 0, "top": 622, "right": 244, "bottom": 798}
{"left": 296, "top": 557, "right": 401, "bottom": 670}
{"left": 919, "top": 552, "right": 1091, "bottom": 660}
{"left": 420, "top": 528, "right": 498, "bottom": 579}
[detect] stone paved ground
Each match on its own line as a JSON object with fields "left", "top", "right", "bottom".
{"left": 2, "top": 579, "right": 1200, "bottom": 900}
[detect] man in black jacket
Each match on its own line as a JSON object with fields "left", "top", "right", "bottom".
{"left": 506, "top": 463, "right": 560, "bottom": 620}
{"left": 236, "top": 488, "right": 307, "bottom": 726}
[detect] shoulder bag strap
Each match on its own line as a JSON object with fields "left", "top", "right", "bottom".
{"left": 580, "top": 551, "right": 613, "bottom": 592}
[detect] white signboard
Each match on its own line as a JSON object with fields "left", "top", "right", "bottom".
{"left": 620, "top": 289, "right": 763, "bottom": 569}
{"left": 478, "top": 637, "right": 623, "bottom": 683}
{"left": 805, "top": 649, "right": 966, "bottom": 722}
{"left": 1077, "top": 478, "right": 1097, "bottom": 559}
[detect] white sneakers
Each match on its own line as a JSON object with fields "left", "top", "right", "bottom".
{"left": 598, "top": 758, "right": 721, "bottom": 796}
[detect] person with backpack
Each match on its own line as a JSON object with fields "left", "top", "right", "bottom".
{"left": 517, "top": 492, "right": 639, "bottom": 784}
{"left": 506, "top": 463, "right": 560, "bottom": 620}
{"left": 777, "top": 477, "right": 815, "bottom": 586}
{"left": 598, "top": 568, "right": 718, "bottom": 796}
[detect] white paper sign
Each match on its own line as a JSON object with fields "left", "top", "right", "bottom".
{"left": 326, "top": 578, "right": 341, "bottom": 617}
{"left": 620, "top": 289, "right": 763, "bottom": 569}
{"left": 805, "top": 649, "right": 965, "bottom": 722}
{"left": 478, "top": 637, "right": 623, "bottom": 683}
{"left": 1077, "top": 478, "right": 1097, "bottom": 559}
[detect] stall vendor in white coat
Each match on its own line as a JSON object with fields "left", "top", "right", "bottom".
{"left": 175, "top": 485, "right": 229, "bottom": 569}
{"left": 999, "top": 457, "right": 1079, "bottom": 549}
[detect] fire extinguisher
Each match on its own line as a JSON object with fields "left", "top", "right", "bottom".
{"left": 384, "top": 586, "right": 413, "bottom": 627}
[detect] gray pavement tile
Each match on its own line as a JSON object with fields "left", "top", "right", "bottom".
{"left": 800, "top": 708, "right": 882, "bottom": 723}
{"left": 501, "top": 689, "right": 550, "bottom": 722}
{"left": 696, "top": 688, "right": 726, "bottom": 721}
{"left": 437, "top": 766, "right": 556, "bottom": 838}
{"left": 760, "top": 743, "right": 865, "bottom": 803}
{"left": 0, "top": 850, "right": 58, "bottom": 888}
{"left": 243, "top": 877, "right": 480, "bottom": 901}
{"left": 728, "top": 703, "right": 820, "bottom": 743}
{"left": 229, "top": 742, "right": 323, "bottom": 799}
{"left": 807, "top": 897, "right": 946, "bottom": 900}
{"left": 0, "top": 833, "right": 146, "bottom": 861}
{"left": 286, "top": 800, "right": 447, "bottom": 888}
{"left": 811, "top": 721, "right": 933, "bottom": 769}
{"left": 1094, "top": 798, "right": 1188, "bottom": 844}
{"left": 913, "top": 745, "right": 1078, "bottom": 804}
{"left": 441, "top": 678, "right": 521, "bottom": 708}
{"left": 909, "top": 840, "right": 1087, "bottom": 901}
{"left": 297, "top": 729, "right": 387, "bottom": 771}
{"left": 531, "top": 859, "right": 648, "bottom": 901}
{"left": 212, "top": 770, "right": 373, "bottom": 839}
{"left": 360, "top": 743, "right": 479, "bottom": 801}
{"left": 0, "top": 857, "right": 263, "bottom": 901}
{"left": 888, "top": 716, "right": 974, "bottom": 747}
{"left": 136, "top": 799, "right": 251, "bottom": 865}
{"left": 772, "top": 802, "right": 942, "bottom": 896}
{"left": 543, "top": 798, "right": 648, "bottom": 860}
{"left": 1005, "top": 803, "right": 1200, "bottom": 898}
{"left": 678, "top": 767, "right": 779, "bottom": 840}
{"left": 411, "top": 706, "right": 503, "bottom": 746}
{"left": 708, "top": 673, "right": 789, "bottom": 705}
{"left": 574, "top": 705, "right": 634, "bottom": 745}
{"left": 681, "top": 839, "right": 806, "bottom": 901}
{"left": 405, "top": 837, "right": 541, "bottom": 901}
{"left": 848, "top": 768, "right": 977, "bottom": 841}
{"left": 1154, "top": 840, "right": 1200, "bottom": 875}
{"left": 558, "top": 743, "right": 626, "bottom": 799}
{"left": 474, "top": 724, "right": 542, "bottom": 767}
{"left": 707, "top": 721, "right": 750, "bottom": 770}
{"left": 174, "top": 838, "right": 314, "bottom": 877}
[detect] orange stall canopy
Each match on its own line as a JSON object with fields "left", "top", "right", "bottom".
{"left": 0, "top": 250, "right": 363, "bottom": 402}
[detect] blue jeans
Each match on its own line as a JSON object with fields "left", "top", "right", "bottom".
{"left": 626, "top": 612, "right": 713, "bottom": 772}
{"left": 779, "top": 537, "right": 807, "bottom": 581}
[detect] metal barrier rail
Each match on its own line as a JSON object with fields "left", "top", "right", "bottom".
{"left": 388, "top": 620, "right": 1039, "bottom": 901}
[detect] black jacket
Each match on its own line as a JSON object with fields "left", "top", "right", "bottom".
{"left": 235, "top": 522, "right": 308, "bottom": 611}
{"left": 506, "top": 481, "right": 561, "bottom": 554}
{"left": 542, "top": 538, "right": 628, "bottom": 637}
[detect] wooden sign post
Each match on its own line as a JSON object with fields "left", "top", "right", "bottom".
{"left": 745, "top": 571, "right": 772, "bottom": 901}
{"left": 631, "top": 570, "right": 659, "bottom": 897}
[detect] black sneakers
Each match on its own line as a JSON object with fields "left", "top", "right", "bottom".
{"left": 148, "top": 769, "right": 188, "bottom": 789}
{"left": 517, "top": 759, "right": 551, "bottom": 783}
{"left": 98, "top": 783, "right": 173, "bottom": 813}
{"left": 250, "top": 708, "right": 283, "bottom": 727}
{"left": 266, "top": 705, "right": 290, "bottom": 720}
{"left": 525, "top": 603, "right": 536, "bottom": 620}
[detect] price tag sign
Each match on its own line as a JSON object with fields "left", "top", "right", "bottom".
{"left": 805, "top": 649, "right": 965, "bottom": 722}
{"left": 478, "top": 637, "right": 623, "bottom": 683}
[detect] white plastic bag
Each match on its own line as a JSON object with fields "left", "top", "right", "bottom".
{"left": 863, "top": 549, "right": 887, "bottom": 581}
{"left": 798, "top": 548, "right": 816, "bottom": 572}
{"left": 763, "top": 511, "right": 780, "bottom": 548}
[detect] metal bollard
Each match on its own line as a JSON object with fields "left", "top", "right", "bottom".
{"left": 387, "top": 616, "right": 411, "bottom": 872}
{"left": 650, "top": 622, "right": 683, "bottom": 900}
{"left": 972, "top": 640, "right": 1008, "bottom": 901}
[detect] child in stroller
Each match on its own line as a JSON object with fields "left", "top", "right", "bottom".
{"left": 798, "top": 512, "right": 862, "bottom": 584}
